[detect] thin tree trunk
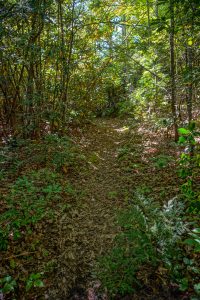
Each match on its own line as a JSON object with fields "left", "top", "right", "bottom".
{"left": 146, "top": 0, "right": 151, "bottom": 46}
{"left": 185, "top": 46, "right": 193, "bottom": 123}
{"left": 122, "top": 15, "right": 127, "bottom": 99}
{"left": 169, "top": 0, "right": 178, "bottom": 141}
{"left": 155, "top": 0, "right": 158, "bottom": 17}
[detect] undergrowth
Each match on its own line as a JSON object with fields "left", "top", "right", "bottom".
{"left": 0, "top": 133, "right": 83, "bottom": 298}
{"left": 97, "top": 122, "right": 200, "bottom": 299}
{"left": 0, "top": 168, "right": 63, "bottom": 251}
{"left": 97, "top": 193, "right": 188, "bottom": 297}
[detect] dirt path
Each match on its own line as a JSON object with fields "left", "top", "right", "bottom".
{"left": 47, "top": 118, "right": 131, "bottom": 299}
{"left": 46, "top": 118, "right": 178, "bottom": 299}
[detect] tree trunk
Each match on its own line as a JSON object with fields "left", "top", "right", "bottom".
{"left": 185, "top": 46, "right": 193, "bottom": 123}
{"left": 169, "top": 0, "right": 178, "bottom": 142}
{"left": 146, "top": 0, "right": 151, "bottom": 46}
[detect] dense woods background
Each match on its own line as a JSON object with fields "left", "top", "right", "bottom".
{"left": 1, "top": 0, "right": 199, "bottom": 138}
{"left": 0, "top": 0, "right": 200, "bottom": 299}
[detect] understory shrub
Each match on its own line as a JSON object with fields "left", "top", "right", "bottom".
{"left": 0, "top": 133, "right": 84, "bottom": 176}
{"left": 23, "top": 134, "right": 80, "bottom": 172}
{"left": 0, "top": 168, "right": 63, "bottom": 250}
{"left": 178, "top": 123, "right": 200, "bottom": 213}
{"left": 178, "top": 123, "right": 200, "bottom": 297}
{"left": 97, "top": 193, "right": 188, "bottom": 297}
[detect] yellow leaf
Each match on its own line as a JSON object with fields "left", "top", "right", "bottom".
{"left": 188, "top": 39, "right": 193, "bottom": 46}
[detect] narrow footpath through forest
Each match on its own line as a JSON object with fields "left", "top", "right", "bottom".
{"left": 46, "top": 118, "right": 178, "bottom": 300}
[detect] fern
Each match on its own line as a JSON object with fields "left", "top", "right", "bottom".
{"left": 97, "top": 194, "right": 187, "bottom": 297}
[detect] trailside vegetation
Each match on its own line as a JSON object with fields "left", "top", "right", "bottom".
{"left": 0, "top": 0, "right": 199, "bottom": 299}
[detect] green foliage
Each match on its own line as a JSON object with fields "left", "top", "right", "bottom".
{"left": 151, "top": 154, "right": 173, "bottom": 168}
{"left": 107, "top": 191, "right": 118, "bottom": 200}
{"left": 25, "top": 273, "right": 44, "bottom": 291}
{"left": 0, "top": 169, "right": 63, "bottom": 250}
{"left": 117, "top": 145, "right": 136, "bottom": 161}
{"left": 155, "top": 118, "right": 174, "bottom": 129}
{"left": 97, "top": 193, "right": 186, "bottom": 297}
{"left": 178, "top": 122, "right": 200, "bottom": 147}
{"left": 184, "top": 228, "right": 200, "bottom": 252}
{"left": 194, "top": 283, "right": 200, "bottom": 296}
{"left": 178, "top": 122, "right": 200, "bottom": 211}
{"left": 26, "top": 134, "right": 78, "bottom": 171}
{"left": 177, "top": 122, "right": 200, "bottom": 297}
{"left": 0, "top": 275, "right": 17, "bottom": 295}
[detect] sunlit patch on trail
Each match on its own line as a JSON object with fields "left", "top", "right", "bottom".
{"left": 114, "top": 126, "right": 129, "bottom": 133}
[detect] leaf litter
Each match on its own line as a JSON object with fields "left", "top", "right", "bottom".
{"left": 0, "top": 118, "right": 180, "bottom": 299}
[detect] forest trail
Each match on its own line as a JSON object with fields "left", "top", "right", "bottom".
{"left": 46, "top": 117, "right": 178, "bottom": 299}
{"left": 47, "top": 118, "right": 132, "bottom": 299}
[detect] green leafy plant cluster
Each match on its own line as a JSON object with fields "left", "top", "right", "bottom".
{"left": 26, "top": 134, "right": 79, "bottom": 171}
{"left": 151, "top": 154, "right": 173, "bottom": 168}
{"left": 97, "top": 193, "right": 187, "bottom": 297}
{"left": 178, "top": 122, "right": 200, "bottom": 212}
{"left": 184, "top": 228, "right": 200, "bottom": 253}
{"left": 1, "top": 134, "right": 83, "bottom": 176}
{"left": 0, "top": 273, "right": 45, "bottom": 298}
{"left": 0, "top": 168, "right": 63, "bottom": 250}
{"left": 0, "top": 275, "right": 17, "bottom": 295}
{"left": 25, "top": 273, "right": 44, "bottom": 291}
{"left": 172, "top": 122, "right": 200, "bottom": 299}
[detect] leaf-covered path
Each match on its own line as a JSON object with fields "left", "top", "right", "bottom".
{"left": 47, "top": 118, "right": 129, "bottom": 299}
{"left": 46, "top": 118, "right": 178, "bottom": 299}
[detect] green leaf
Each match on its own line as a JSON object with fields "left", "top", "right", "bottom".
{"left": 184, "top": 238, "right": 196, "bottom": 246}
{"left": 194, "top": 283, "right": 200, "bottom": 294}
{"left": 26, "top": 280, "right": 33, "bottom": 291}
{"left": 34, "top": 279, "right": 44, "bottom": 288}
{"left": 178, "top": 128, "right": 190, "bottom": 135}
{"left": 193, "top": 228, "right": 200, "bottom": 234}
{"left": 179, "top": 278, "right": 188, "bottom": 291}
{"left": 188, "top": 122, "right": 196, "bottom": 131}
{"left": 3, "top": 280, "right": 16, "bottom": 293}
{"left": 188, "top": 39, "right": 193, "bottom": 46}
{"left": 3, "top": 276, "right": 12, "bottom": 283}
{"left": 194, "top": 239, "right": 200, "bottom": 244}
{"left": 178, "top": 136, "right": 186, "bottom": 143}
{"left": 194, "top": 245, "right": 200, "bottom": 252}
{"left": 29, "top": 273, "right": 41, "bottom": 280}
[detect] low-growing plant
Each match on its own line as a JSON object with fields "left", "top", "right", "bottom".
{"left": 108, "top": 191, "right": 118, "bottom": 200}
{"left": 25, "top": 273, "right": 44, "bottom": 291}
{"left": 0, "top": 168, "right": 63, "bottom": 250}
{"left": 36, "top": 134, "right": 78, "bottom": 171}
{"left": 184, "top": 228, "right": 200, "bottom": 252}
{"left": 177, "top": 122, "right": 200, "bottom": 297}
{"left": 178, "top": 122, "right": 200, "bottom": 211}
{"left": 97, "top": 193, "right": 187, "bottom": 297}
{"left": 0, "top": 275, "right": 17, "bottom": 295}
{"left": 151, "top": 154, "right": 173, "bottom": 168}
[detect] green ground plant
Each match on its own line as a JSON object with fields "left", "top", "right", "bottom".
{"left": 0, "top": 168, "right": 63, "bottom": 251}
{"left": 25, "top": 273, "right": 44, "bottom": 291}
{"left": 0, "top": 275, "right": 17, "bottom": 295}
{"left": 151, "top": 154, "right": 173, "bottom": 168}
{"left": 178, "top": 122, "right": 200, "bottom": 297}
{"left": 97, "top": 193, "right": 187, "bottom": 297}
{"left": 178, "top": 122, "right": 200, "bottom": 212}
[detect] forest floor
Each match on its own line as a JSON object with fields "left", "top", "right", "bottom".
{"left": 1, "top": 117, "right": 184, "bottom": 300}
{"left": 47, "top": 117, "right": 180, "bottom": 299}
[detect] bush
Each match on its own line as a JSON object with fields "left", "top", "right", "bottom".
{"left": 97, "top": 193, "right": 187, "bottom": 297}
{"left": 0, "top": 168, "right": 63, "bottom": 250}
